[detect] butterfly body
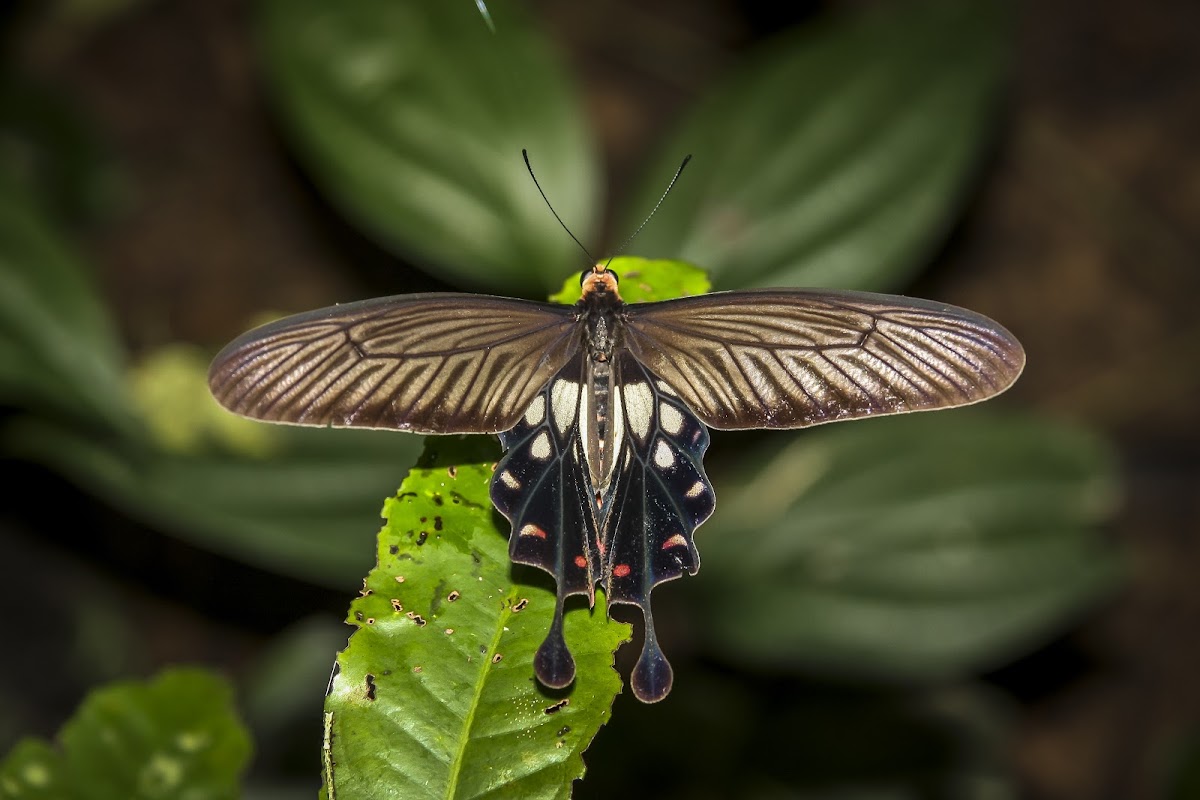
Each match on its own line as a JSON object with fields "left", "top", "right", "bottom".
{"left": 208, "top": 262, "right": 1024, "bottom": 702}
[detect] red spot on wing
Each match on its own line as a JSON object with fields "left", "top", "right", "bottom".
{"left": 519, "top": 524, "right": 547, "bottom": 539}
{"left": 613, "top": 564, "right": 631, "bottom": 578}
{"left": 662, "top": 534, "right": 688, "bottom": 550}
{"left": 574, "top": 555, "right": 588, "bottom": 569}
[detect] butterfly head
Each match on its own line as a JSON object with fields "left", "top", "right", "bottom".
{"left": 580, "top": 264, "right": 622, "bottom": 302}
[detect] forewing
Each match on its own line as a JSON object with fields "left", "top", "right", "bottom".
{"left": 208, "top": 293, "right": 580, "bottom": 434}
{"left": 623, "top": 288, "right": 1025, "bottom": 430}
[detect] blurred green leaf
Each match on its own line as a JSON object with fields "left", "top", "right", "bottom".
{"left": 4, "top": 416, "right": 422, "bottom": 589}
{"left": 548, "top": 256, "right": 711, "bottom": 305}
{"left": 0, "top": 188, "right": 134, "bottom": 436}
{"left": 326, "top": 436, "right": 629, "bottom": 799}
{"left": 0, "top": 668, "right": 251, "bottom": 800}
{"left": 473, "top": 0, "right": 495, "bottom": 34}
{"left": 127, "top": 343, "right": 279, "bottom": 457}
{"left": 1168, "top": 728, "right": 1200, "bottom": 800}
{"left": 579, "top": 676, "right": 1014, "bottom": 800}
{"left": 698, "top": 412, "right": 1120, "bottom": 679}
{"left": 0, "top": 75, "right": 118, "bottom": 226}
{"left": 624, "top": 0, "right": 1008, "bottom": 291}
{"left": 0, "top": 740, "right": 69, "bottom": 800}
{"left": 240, "top": 616, "right": 346, "bottom": 760}
{"left": 259, "top": 0, "right": 598, "bottom": 294}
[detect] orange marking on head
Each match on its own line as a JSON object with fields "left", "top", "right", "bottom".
{"left": 580, "top": 266, "right": 621, "bottom": 300}
{"left": 662, "top": 534, "right": 688, "bottom": 550}
{"left": 612, "top": 564, "right": 631, "bottom": 578}
{"left": 519, "top": 523, "right": 547, "bottom": 539}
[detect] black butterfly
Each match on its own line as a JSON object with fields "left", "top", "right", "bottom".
{"left": 208, "top": 265, "right": 1024, "bottom": 702}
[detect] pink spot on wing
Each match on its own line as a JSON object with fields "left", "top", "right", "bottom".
{"left": 574, "top": 555, "right": 588, "bottom": 569}
{"left": 662, "top": 534, "right": 688, "bottom": 550}
{"left": 613, "top": 564, "right": 631, "bottom": 578}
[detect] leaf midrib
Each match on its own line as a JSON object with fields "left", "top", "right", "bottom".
{"left": 442, "top": 599, "right": 513, "bottom": 799}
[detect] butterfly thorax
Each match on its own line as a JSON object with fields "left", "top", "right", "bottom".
{"left": 578, "top": 267, "right": 628, "bottom": 492}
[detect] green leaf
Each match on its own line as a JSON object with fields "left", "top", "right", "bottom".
{"left": 127, "top": 343, "right": 279, "bottom": 457}
{"left": 623, "top": 0, "right": 1009, "bottom": 291}
{"left": 259, "top": 0, "right": 598, "bottom": 295}
{"left": 0, "top": 741, "right": 69, "bottom": 800}
{"left": 240, "top": 617, "right": 351, "bottom": 739}
{"left": 4, "top": 416, "right": 422, "bottom": 589}
{"left": 0, "top": 187, "right": 134, "bottom": 436}
{"left": 1168, "top": 728, "right": 1200, "bottom": 800}
{"left": 698, "top": 412, "right": 1121, "bottom": 679}
{"left": 0, "top": 75, "right": 118, "bottom": 226}
{"left": 472, "top": 0, "right": 496, "bottom": 34}
{"left": 547, "top": 256, "right": 712, "bottom": 305}
{"left": 326, "top": 436, "right": 629, "bottom": 800}
{"left": 581, "top": 676, "right": 1015, "bottom": 799}
{"left": 0, "top": 668, "right": 251, "bottom": 800}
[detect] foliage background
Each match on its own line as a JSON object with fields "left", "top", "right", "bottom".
{"left": 1, "top": 0, "right": 1198, "bottom": 798}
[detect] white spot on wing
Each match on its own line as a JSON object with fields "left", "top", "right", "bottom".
{"left": 531, "top": 431, "right": 552, "bottom": 461}
{"left": 659, "top": 403, "right": 684, "bottom": 436}
{"left": 499, "top": 470, "right": 520, "bottom": 489}
{"left": 523, "top": 394, "right": 546, "bottom": 426}
{"left": 550, "top": 380, "right": 579, "bottom": 435}
{"left": 655, "top": 380, "right": 679, "bottom": 397}
{"left": 653, "top": 438, "right": 675, "bottom": 469}
{"left": 622, "top": 382, "right": 654, "bottom": 441}
{"left": 604, "top": 385, "right": 624, "bottom": 486}
{"left": 685, "top": 480, "right": 706, "bottom": 498}
{"left": 578, "top": 383, "right": 593, "bottom": 472}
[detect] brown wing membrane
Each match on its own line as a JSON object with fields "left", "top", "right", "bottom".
{"left": 208, "top": 293, "right": 581, "bottom": 434}
{"left": 622, "top": 288, "right": 1025, "bottom": 430}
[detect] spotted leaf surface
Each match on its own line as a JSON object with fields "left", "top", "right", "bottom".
{"left": 325, "top": 436, "right": 629, "bottom": 800}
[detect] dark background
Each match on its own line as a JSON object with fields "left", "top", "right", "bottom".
{"left": 1, "top": 1, "right": 1197, "bottom": 797}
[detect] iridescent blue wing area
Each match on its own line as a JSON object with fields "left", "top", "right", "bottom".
{"left": 601, "top": 353, "right": 715, "bottom": 702}
{"left": 491, "top": 356, "right": 601, "bottom": 690}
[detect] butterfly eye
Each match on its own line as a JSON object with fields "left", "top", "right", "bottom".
{"left": 579, "top": 267, "right": 620, "bottom": 286}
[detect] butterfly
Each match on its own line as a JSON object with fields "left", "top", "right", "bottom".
{"left": 207, "top": 263, "right": 1024, "bottom": 702}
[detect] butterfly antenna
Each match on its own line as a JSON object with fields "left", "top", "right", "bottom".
{"left": 606, "top": 154, "right": 692, "bottom": 267}
{"left": 523, "top": 149, "right": 596, "bottom": 264}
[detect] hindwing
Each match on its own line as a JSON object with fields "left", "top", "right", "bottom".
{"left": 600, "top": 353, "right": 715, "bottom": 702}
{"left": 490, "top": 352, "right": 716, "bottom": 703}
{"left": 490, "top": 357, "right": 600, "bottom": 689}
